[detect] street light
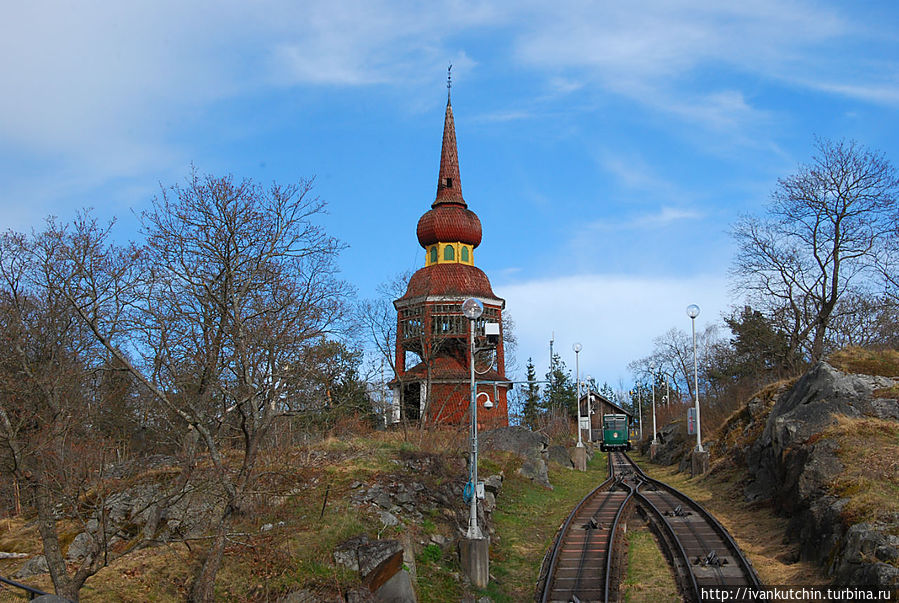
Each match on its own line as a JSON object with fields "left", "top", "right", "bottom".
{"left": 629, "top": 387, "right": 643, "bottom": 441}
{"left": 572, "top": 343, "right": 583, "bottom": 447}
{"left": 686, "top": 303, "right": 703, "bottom": 452}
{"left": 462, "top": 297, "right": 484, "bottom": 539}
{"left": 585, "top": 374, "right": 593, "bottom": 443}
{"left": 637, "top": 387, "right": 643, "bottom": 441}
{"left": 649, "top": 364, "right": 658, "bottom": 445}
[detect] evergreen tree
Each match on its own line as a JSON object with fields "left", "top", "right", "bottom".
{"left": 543, "top": 352, "right": 577, "bottom": 418}
{"left": 522, "top": 357, "right": 541, "bottom": 430}
{"left": 599, "top": 381, "right": 615, "bottom": 401}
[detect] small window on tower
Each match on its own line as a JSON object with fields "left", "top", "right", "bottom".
{"left": 430, "top": 246, "right": 437, "bottom": 264}
{"left": 461, "top": 246, "right": 469, "bottom": 262}
{"left": 444, "top": 245, "right": 455, "bottom": 261}
{"left": 445, "top": 178, "right": 453, "bottom": 188}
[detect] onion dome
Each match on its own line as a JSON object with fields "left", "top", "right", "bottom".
{"left": 416, "top": 204, "right": 482, "bottom": 248}
{"left": 398, "top": 264, "right": 496, "bottom": 301}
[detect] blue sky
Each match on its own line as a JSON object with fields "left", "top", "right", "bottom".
{"left": 2, "top": 1, "right": 898, "bottom": 386}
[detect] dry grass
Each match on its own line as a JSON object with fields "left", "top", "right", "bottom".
{"left": 0, "top": 428, "right": 458, "bottom": 601}
{"left": 631, "top": 453, "right": 828, "bottom": 587}
{"left": 873, "top": 385, "right": 899, "bottom": 399}
{"left": 622, "top": 524, "right": 680, "bottom": 602}
{"left": 0, "top": 517, "right": 40, "bottom": 555}
{"left": 828, "top": 347, "right": 899, "bottom": 377}
{"left": 822, "top": 416, "right": 899, "bottom": 531}
{"left": 79, "top": 543, "right": 193, "bottom": 602}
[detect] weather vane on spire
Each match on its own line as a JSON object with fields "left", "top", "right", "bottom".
{"left": 447, "top": 64, "right": 453, "bottom": 102}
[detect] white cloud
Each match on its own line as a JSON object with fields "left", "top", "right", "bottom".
{"left": 473, "top": 109, "right": 534, "bottom": 123}
{"left": 497, "top": 272, "right": 730, "bottom": 386}
{"left": 803, "top": 80, "right": 899, "bottom": 106}
{"left": 0, "top": 1, "right": 497, "bottom": 218}
{"left": 510, "top": 0, "right": 897, "bottom": 124}
{"left": 595, "top": 150, "right": 686, "bottom": 198}
{"left": 582, "top": 205, "right": 704, "bottom": 233}
{"left": 631, "top": 206, "right": 704, "bottom": 228}
{"left": 1, "top": 0, "right": 890, "bottom": 170}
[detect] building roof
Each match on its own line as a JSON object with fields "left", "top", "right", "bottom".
{"left": 580, "top": 392, "right": 635, "bottom": 420}
{"left": 396, "top": 263, "right": 500, "bottom": 303}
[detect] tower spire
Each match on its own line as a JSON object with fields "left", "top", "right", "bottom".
{"left": 435, "top": 65, "right": 465, "bottom": 207}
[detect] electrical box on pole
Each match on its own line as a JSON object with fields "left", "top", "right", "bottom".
{"left": 687, "top": 407, "right": 696, "bottom": 435}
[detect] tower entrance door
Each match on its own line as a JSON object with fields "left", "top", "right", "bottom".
{"left": 402, "top": 383, "right": 421, "bottom": 421}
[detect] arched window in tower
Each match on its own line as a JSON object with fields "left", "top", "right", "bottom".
{"left": 461, "top": 246, "right": 470, "bottom": 263}
{"left": 429, "top": 246, "right": 437, "bottom": 265}
{"left": 443, "top": 244, "right": 455, "bottom": 261}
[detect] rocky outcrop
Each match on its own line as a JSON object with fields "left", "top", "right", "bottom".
{"left": 334, "top": 535, "right": 416, "bottom": 602}
{"left": 481, "top": 426, "right": 553, "bottom": 488}
{"left": 545, "top": 445, "right": 573, "bottom": 468}
{"left": 642, "top": 419, "right": 715, "bottom": 472}
{"left": 744, "top": 361, "right": 899, "bottom": 591}
{"left": 12, "top": 554, "right": 49, "bottom": 579}
{"left": 746, "top": 362, "right": 897, "bottom": 504}
{"left": 480, "top": 426, "right": 548, "bottom": 459}
{"left": 337, "top": 465, "right": 506, "bottom": 601}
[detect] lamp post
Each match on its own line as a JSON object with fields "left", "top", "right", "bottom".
{"left": 572, "top": 343, "right": 583, "bottom": 447}
{"left": 637, "top": 387, "right": 643, "bottom": 441}
{"left": 665, "top": 373, "right": 671, "bottom": 408}
{"left": 649, "top": 364, "right": 658, "bottom": 445}
{"left": 462, "top": 297, "right": 484, "bottom": 539}
{"left": 686, "top": 304, "right": 703, "bottom": 452}
{"left": 658, "top": 369, "right": 678, "bottom": 406}
{"left": 585, "top": 374, "right": 593, "bottom": 443}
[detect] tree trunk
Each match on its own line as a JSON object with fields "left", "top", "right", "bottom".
{"left": 811, "top": 320, "right": 827, "bottom": 363}
{"left": 32, "top": 480, "right": 78, "bottom": 601}
{"left": 189, "top": 511, "right": 230, "bottom": 603}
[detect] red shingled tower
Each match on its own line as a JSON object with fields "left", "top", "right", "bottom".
{"left": 390, "top": 86, "right": 510, "bottom": 427}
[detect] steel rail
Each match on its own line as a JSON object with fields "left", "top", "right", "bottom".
{"left": 538, "top": 456, "right": 615, "bottom": 603}
{"left": 571, "top": 483, "right": 621, "bottom": 596}
{"left": 602, "top": 480, "right": 634, "bottom": 603}
{"left": 538, "top": 453, "right": 634, "bottom": 603}
{"left": 621, "top": 453, "right": 763, "bottom": 590}
{"left": 632, "top": 483, "right": 701, "bottom": 601}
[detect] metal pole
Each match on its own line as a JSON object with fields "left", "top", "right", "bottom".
{"left": 691, "top": 315, "right": 703, "bottom": 452}
{"left": 638, "top": 388, "right": 643, "bottom": 441}
{"left": 575, "top": 349, "right": 583, "bottom": 447}
{"left": 467, "top": 317, "right": 482, "bottom": 539}
{"left": 651, "top": 370, "right": 657, "bottom": 445}
{"left": 587, "top": 393, "right": 593, "bottom": 443}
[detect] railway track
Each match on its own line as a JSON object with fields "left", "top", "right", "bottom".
{"left": 536, "top": 452, "right": 633, "bottom": 602}
{"left": 536, "top": 451, "right": 761, "bottom": 602}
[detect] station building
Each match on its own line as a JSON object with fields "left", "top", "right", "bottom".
{"left": 579, "top": 391, "right": 636, "bottom": 443}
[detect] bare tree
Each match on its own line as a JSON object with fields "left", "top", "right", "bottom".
{"left": 731, "top": 138, "right": 899, "bottom": 362}
{"left": 828, "top": 291, "right": 899, "bottom": 350}
{"left": 62, "top": 171, "right": 349, "bottom": 601}
{"left": 878, "top": 219, "right": 899, "bottom": 303}
{"left": 0, "top": 224, "right": 164, "bottom": 601}
{"left": 355, "top": 271, "right": 412, "bottom": 379}
{"left": 629, "top": 324, "right": 720, "bottom": 404}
